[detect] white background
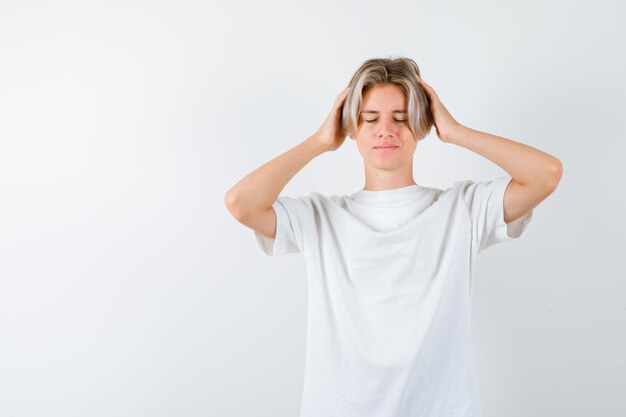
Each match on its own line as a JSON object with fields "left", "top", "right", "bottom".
{"left": 1, "top": 0, "right": 624, "bottom": 416}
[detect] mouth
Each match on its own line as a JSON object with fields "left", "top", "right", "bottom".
{"left": 374, "top": 145, "right": 399, "bottom": 150}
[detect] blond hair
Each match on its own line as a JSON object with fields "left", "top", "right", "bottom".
{"left": 342, "top": 56, "right": 434, "bottom": 141}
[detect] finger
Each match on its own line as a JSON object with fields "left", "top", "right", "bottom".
{"left": 419, "top": 80, "right": 437, "bottom": 99}
{"left": 420, "top": 78, "right": 433, "bottom": 91}
{"left": 337, "top": 86, "right": 350, "bottom": 95}
{"left": 335, "top": 87, "right": 350, "bottom": 105}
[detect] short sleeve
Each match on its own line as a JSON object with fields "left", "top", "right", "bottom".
{"left": 254, "top": 194, "right": 318, "bottom": 256}
{"left": 460, "top": 175, "right": 534, "bottom": 254}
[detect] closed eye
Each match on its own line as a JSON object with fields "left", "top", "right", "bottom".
{"left": 365, "top": 119, "right": 407, "bottom": 123}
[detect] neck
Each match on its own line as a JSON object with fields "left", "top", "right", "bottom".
{"left": 362, "top": 166, "right": 417, "bottom": 191}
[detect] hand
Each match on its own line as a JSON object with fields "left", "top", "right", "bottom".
{"left": 312, "top": 86, "right": 351, "bottom": 152}
{"left": 418, "top": 78, "right": 463, "bottom": 143}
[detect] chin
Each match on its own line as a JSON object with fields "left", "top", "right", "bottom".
{"left": 367, "top": 158, "right": 406, "bottom": 169}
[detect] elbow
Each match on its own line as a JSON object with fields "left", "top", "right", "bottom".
{"left": 224, "top": 190, "right": 240, "bottom": 216}
{"left": 545, "top": 159, "right": 563, "bottom": 190}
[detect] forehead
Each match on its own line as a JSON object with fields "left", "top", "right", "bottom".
{"left": 361, "top": 83, "right": 407, "bottom": 109}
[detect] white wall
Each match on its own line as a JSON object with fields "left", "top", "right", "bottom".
{"left": 0, "top": 0, "right": 624, "bottom": 416}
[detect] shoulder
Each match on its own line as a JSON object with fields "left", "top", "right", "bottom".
{"left": 450, "top": 176, "right": 511, "bottom": 199}
{"left": 308, "top": 191, "right": 347, "bottom": 205}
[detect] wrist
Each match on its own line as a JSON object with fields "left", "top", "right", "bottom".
{"left": 306, "top": 135, "right": 330, "bottom": 155}
{"left": 444, "top": 124, "right": 469, "bottom": 144}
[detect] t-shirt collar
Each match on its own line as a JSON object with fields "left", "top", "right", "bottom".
{"left": 350, "top": 183, "right": 428, "bottom": 204}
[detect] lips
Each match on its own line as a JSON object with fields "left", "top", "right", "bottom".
{"left": 374, "top": 145, "right": 399, "bottom": 148}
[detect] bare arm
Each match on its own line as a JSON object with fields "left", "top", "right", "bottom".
{"left": 224, "top": 136, "right": 326, "bottom": 219}
{"left": 418, "top": 78, "right": 562, "bottom": 224}
{"left": 444, "top": 125, "right": 562, "bottom": 224}
{"left": 224, "top": 86, "right": 351, "bottom": 238}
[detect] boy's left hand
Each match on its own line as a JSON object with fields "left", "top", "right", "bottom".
{"left": 419, "top": 78, "right": 463, "bottom": 143}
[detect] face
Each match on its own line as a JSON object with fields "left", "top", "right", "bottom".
{"left": 351, "top": 83, "right": 416, "bottom": 172}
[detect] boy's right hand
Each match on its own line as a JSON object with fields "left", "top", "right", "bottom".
{"left": 312, "top": 86, "right": 351, "bottom": 152}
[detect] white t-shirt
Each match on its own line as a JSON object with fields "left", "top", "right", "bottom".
{"left": 254, "top": 175, "right": 533, "bottom": 417}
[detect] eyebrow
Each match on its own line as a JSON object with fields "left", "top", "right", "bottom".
{"left": 362, "top": 110, "right": 407, "bottom": 114}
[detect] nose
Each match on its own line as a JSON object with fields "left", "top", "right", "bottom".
{"left": 377, "top": 128, "right": 394, "bottom": 139}
{"left": 377, "top": 119, "right": 395, "bottom": 138}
